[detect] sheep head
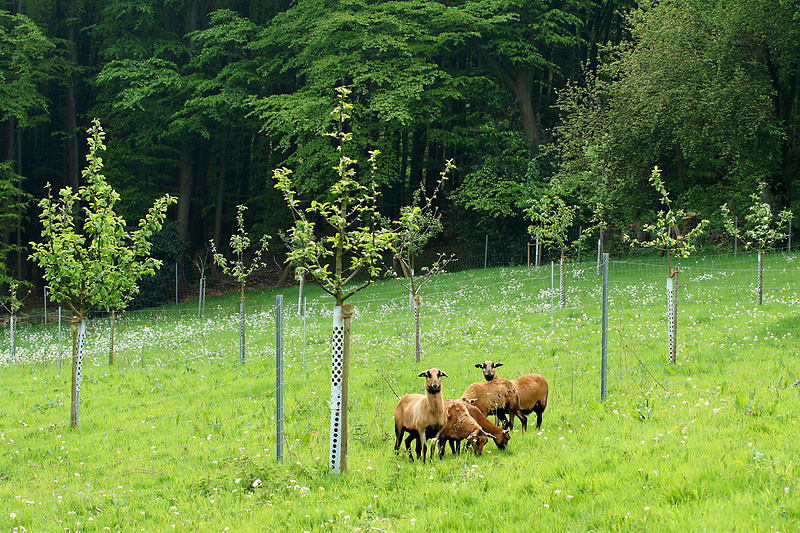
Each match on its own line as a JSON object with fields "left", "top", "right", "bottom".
{"left": 474, "top": 360, "right": 503, "bottom": 381}
{"left": 418, "top": 368, "right": 447, "bottom": 394}
{"left": 495, "top": 428, "right": 511, "bottom": 450}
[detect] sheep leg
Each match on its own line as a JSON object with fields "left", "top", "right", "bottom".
{"left": 534, "top": 402, "right": 546, "bottom": 429}
{"left": 420, "top": 438, "right": 427, "bottom": 464}
{"left": 438, "top": 439, "right": 446, "bottom": 459}
{"left": 449, "top": 439, "right": 457, "bottom": 455}
{"left": 394, "top": 424, "right": 405, "bottom": 452}
{"left": 414, "top": 434, "right": 423, "bottom": 462}
{"left": 497, "top": 411, "right": 510, "bottom": 430}
{"left": 513, "top": 408, "right": 527, "bottom": 432}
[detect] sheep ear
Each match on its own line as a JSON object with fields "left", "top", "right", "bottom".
{"left": 440, "top": 371, "right": 448, "bottom": 378}
{"left": 494, "top": 363, "right": 503, "bottom": 368}
{"left": 474, "top": 364, "right": 482, "bottom": 369}
{"left": 418, "top": 371, "right": 428, "bottom": 378}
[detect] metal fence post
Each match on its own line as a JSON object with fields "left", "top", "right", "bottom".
{"left": 734, "top": 217, "right": 738, "bottom": 255}
{"left": 788, "top": 215, "right": 792, "bottom": 252}
{"left": 484, "top": 234, "right": 488, "bottom": 268}
{"left": 197, "top": 278, "right": 204, "bottom": 319}
{"left": 175, "top": 262, "right": 179, "bottom": 306}
{"left": 9, "top": 315, "right": 15, "bottom": 360}
{"left": 577, "top": 226, "right": 582, "bottom": 263}
{"left": 302, "top": 297, "right": 307, "bottom": 368}
{"left": 601, "top": 253, "right": 608, "bottom": 401}
{"left": 44, "top": 287, "right": 47, "bottom": 325}
{"left": 559, "top": 254, "right": 566, "bottom": 307}
{"left": 276, "top": 295, "right": 283, "bottom": 462}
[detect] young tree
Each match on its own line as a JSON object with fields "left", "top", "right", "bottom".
{"left": 1, "top": 278, "right": 29, "bottom": 360}
{"left": 526, "top": 191, "right": 589, "bottom": 307}
{"left": 389, "top": 161, "right": 456, "bottom": 363}
{"left": 627, "top": 167, "right": 708, "bottom": 364}
{"left": 192, "top": 247, "right": 211, "bottom": 319}
{"left": 273, "top": 87, "right": 397, "bottom": 474}
{"left": 210, "top": 205, "right": 270, "bottom": 364}
{"left": 30, "top": 120, "right": 175, "bottom": 426}
{"left": 721, "top": 185, "right": 792, "bottom": 305}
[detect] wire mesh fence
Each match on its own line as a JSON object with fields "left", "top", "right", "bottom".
{"left": 1, "top": 248, "right": 799, "bottom": 514}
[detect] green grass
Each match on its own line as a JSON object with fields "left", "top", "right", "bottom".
{"left": 2, "top": 250, "right": 800, "bottom": 531}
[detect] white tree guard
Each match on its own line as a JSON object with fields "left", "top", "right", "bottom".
{"left": 757, "top": 251, "right": 763, "bottom": 305}
{"left": 73, "top": 319, "right": 86, "bottom": 425}
{"left": 597, "top": 237, "right": 602, "bottom": 276}
{"left": 57, "top": 307, "right": 62, "bottom": 376}
{"left": 239, "top": 300, "right": 245, "bottom": 364}
{"left": 329, "top": 305, "right": 345, "bottom": 473}
{"left": 413, "top": 297, "right": 421, "bottom": 363}
{"left": 666, "top": 277, "right": 676, "bottom": 364}
{"left": 298, "top": 275, "right": 304, "bottom": 315}
{"left": 535, "top": 237, "right": 540, "bottom": 267}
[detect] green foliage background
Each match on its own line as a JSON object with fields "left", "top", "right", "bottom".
{"left": 1, "top": 0, "right": 799, "bottom": 300}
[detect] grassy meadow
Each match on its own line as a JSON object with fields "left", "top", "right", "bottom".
{"left": 1, "top": 251, "right": 800, "bottom": 531}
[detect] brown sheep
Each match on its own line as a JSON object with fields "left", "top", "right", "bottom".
{"left": 474, "top": 361, "right": 549, "bottom": 431}
{"left": 393, "top": 368, "right": 448, "bottom": 462}
{"left": 463, "top": 402, "right": 511, "bottom": 450}
{"left": 475, "top": 360, "right": 503, "bottom": 382}
{"left": 513, "top": 374, "right": 549, "bottom": 429}
{"left": 460, "top": 377, "right": 526, "bottom": 431}
{"left": 437, "top": 400, "right": 490, "bottom": 458}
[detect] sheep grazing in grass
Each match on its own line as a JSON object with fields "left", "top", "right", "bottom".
{"left": 474, "top": 361, "right": 549, "bottom": 431}
{"left": 463, "top": 402, "right": 510, "bottom": 450}
{"left": 460, "top": 374, "right": 526, "bottom": 431}
{"left": 437, "top": 400, "right": 491, "bottom": 458}
{"left": 393, "top": 368, "right": 448, "bottom": 462}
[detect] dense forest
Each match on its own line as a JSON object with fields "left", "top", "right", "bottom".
{"left": 1, "top": 0, "right": 799, "bottom": 302}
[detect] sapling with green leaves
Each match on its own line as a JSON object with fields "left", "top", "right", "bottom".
{"left": 626, "top": 166, "right": 708, "bottom": 363}
{"left": 273, "top": 86, "right": 397, "bottom": 474}
{"left": 1, "top": 278, "right": 30, "bottom": 360}
{"left": 389, "top": 161, "right": 456, "bottom": 363}
{"left": 721, "top": 185, "right": 792, "bottom": 305}
{"left": 210, "top": 205, "right": 270, "bottom": 364}
{"left": 527, "top": 191, "right": 590, "bottom": 307}
{"left": 29, "top": 120, "right": 175, "bottom": 426}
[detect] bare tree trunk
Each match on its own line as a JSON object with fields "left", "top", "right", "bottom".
{"left": 176, "top": 144, "right": 195, "bottom": 250}
{"left": 212, "top": 126, "right": 228, "bottom": 248}
{"left": 514, "top": 70, "right": 539, "bottom": 152}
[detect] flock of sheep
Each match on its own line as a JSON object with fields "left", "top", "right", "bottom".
{"left": 393, "top": 361, "right": 549, "bottom": 462}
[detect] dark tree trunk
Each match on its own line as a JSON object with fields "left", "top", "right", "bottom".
{"left": 213, "top": 126, "right": 228, "bottom": 247}
{"left": 176, "top": 144, "right": 195, "bottom": 251}
{"left": 514, "top": 69, "right": 539, "bottom": 151}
